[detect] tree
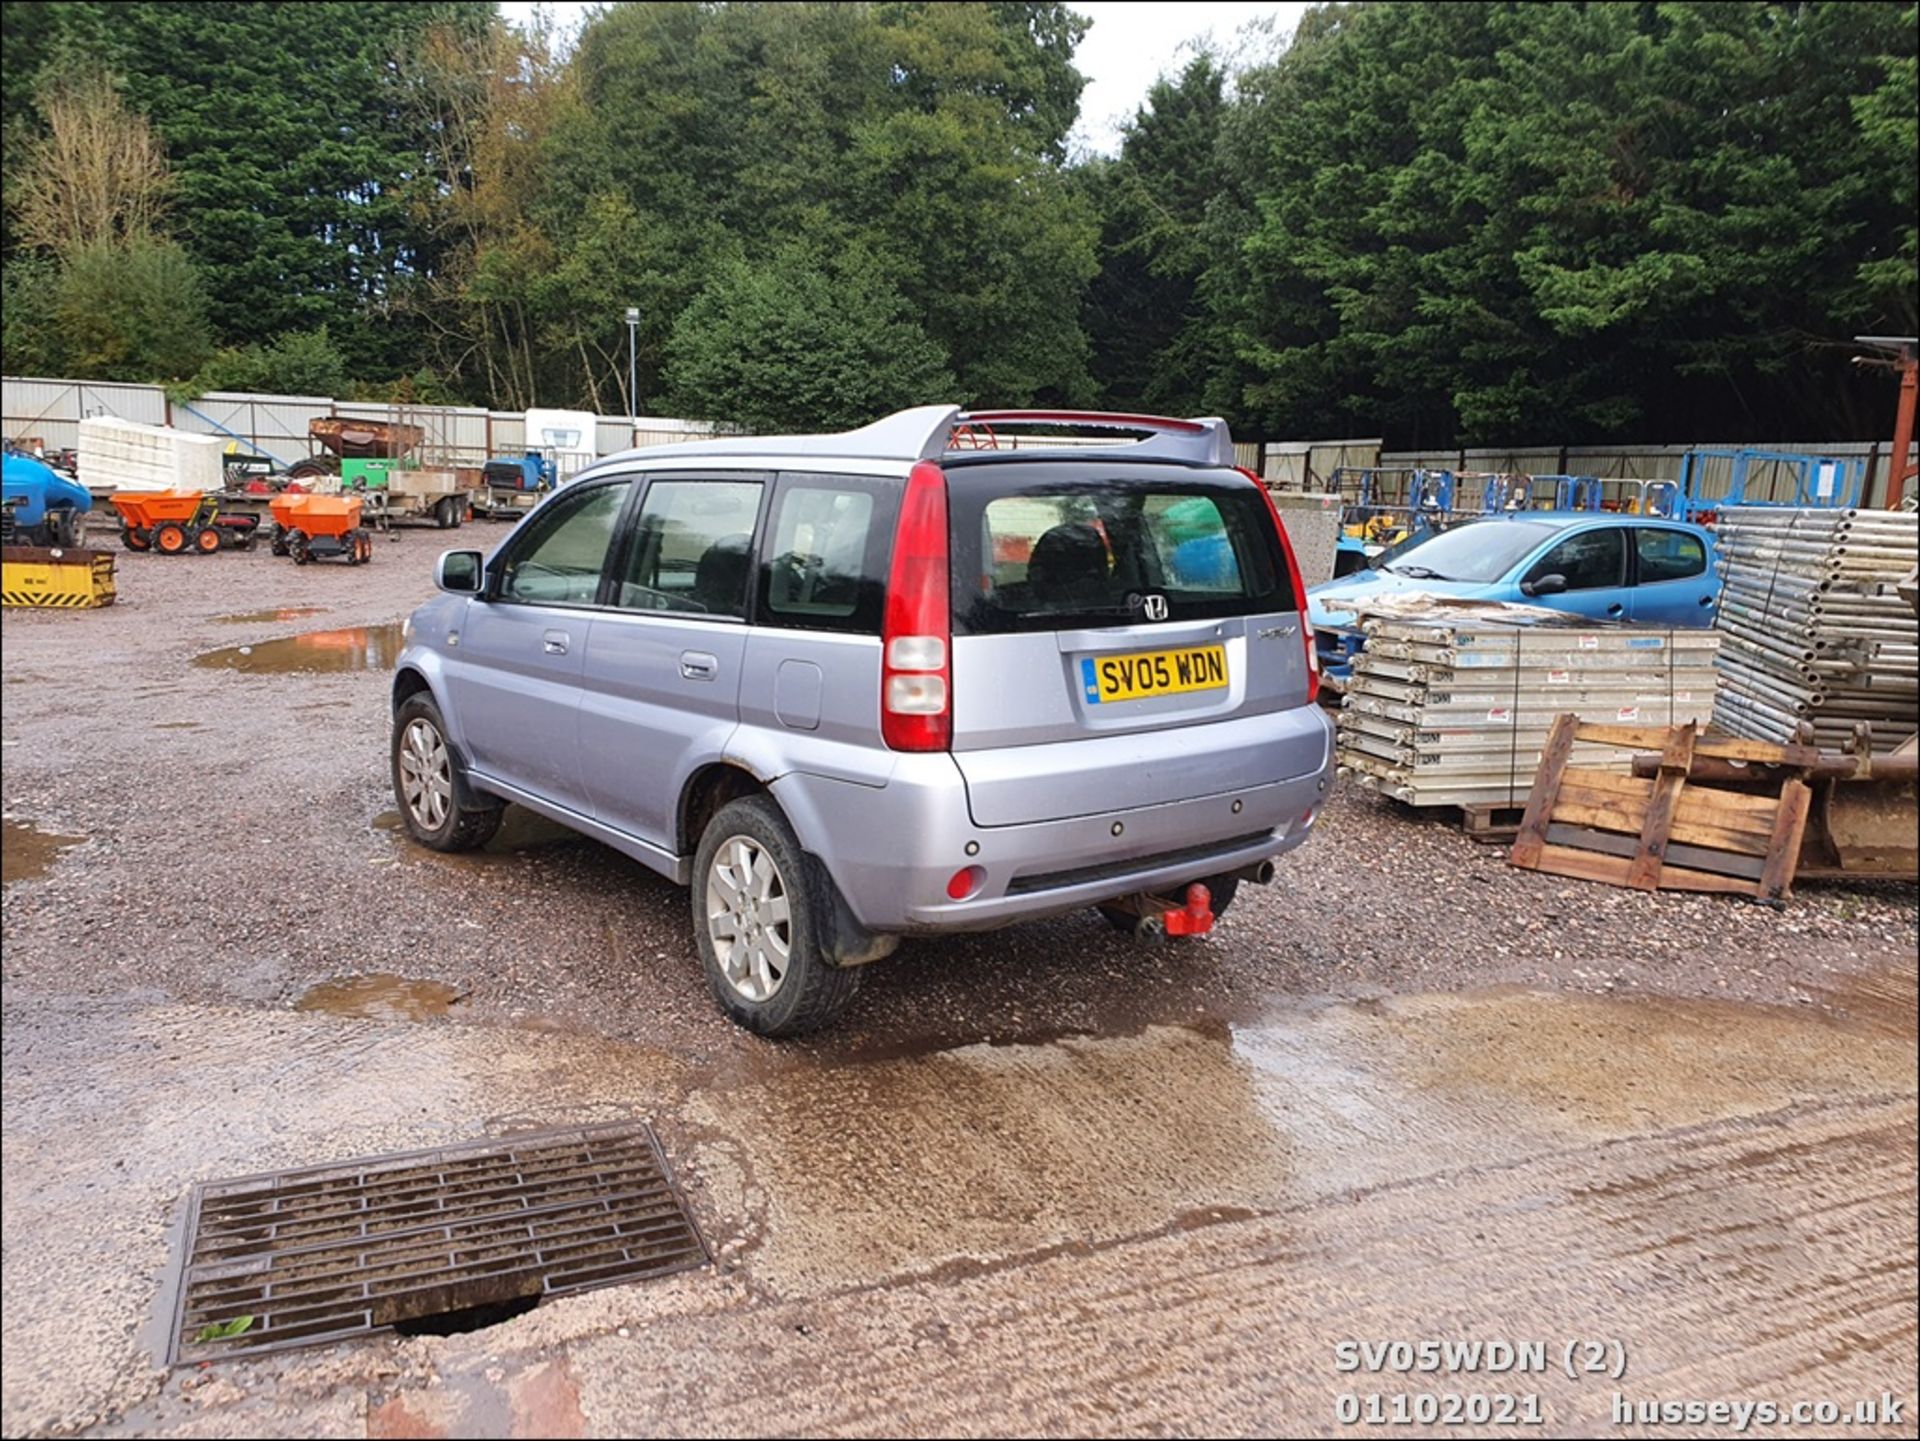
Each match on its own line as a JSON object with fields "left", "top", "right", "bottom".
{"left": 1082, "top": 53, "right": 1229, "bottom": 413}
{"left": 1201, "top": 1, "right": 1919, "bottom": 445}
{"left": 8, "top": 65, "right": 170, "bottom": 254}
{"left": 3, "top": 1, "right": 491, "bottom": 377}
{"left": 663, "top": 244, "right": 954, "bottom": 431}
{"left": 5, "top": 238, "right": 213, "bottom": 381}
{"left": 1, "top": 59, "right": 212, "bottom": 382}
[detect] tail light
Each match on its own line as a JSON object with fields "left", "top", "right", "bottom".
{"left": 882, "top": 460, "right": 951, "bottom": 750}
{"left": 1241, "top": 466, "right": 1319, "bottom": 705}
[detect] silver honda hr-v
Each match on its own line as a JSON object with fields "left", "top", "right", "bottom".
{"left": 392, "top": 407, "right": 1332, "bottom": 1034}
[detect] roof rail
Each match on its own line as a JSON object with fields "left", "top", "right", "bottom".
{"left": 592, "top": 404, "right": 1236, "bottom": 470}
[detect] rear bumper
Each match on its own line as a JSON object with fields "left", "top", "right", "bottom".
{"left": 770, "top": 709, "right": 1334, "bottom": 933}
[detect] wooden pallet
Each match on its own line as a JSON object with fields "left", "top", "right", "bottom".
{"left": 1460, "top": 804, "right": 1527, "bottom": 842}
{"left": 1508, "top": 717, "right": 1813, "bottom": 900}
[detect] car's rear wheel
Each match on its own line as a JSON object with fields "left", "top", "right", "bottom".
{"left": 693, "top": 795, "right": 859, "bottom": 1036}
{"left": 1097, "top": 874, "right": 1241, "bottom": 934}
{"left": 391, "top": 694, "right": 502, "bottom": 852}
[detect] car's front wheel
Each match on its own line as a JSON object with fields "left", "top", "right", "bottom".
{"left": 693, "top": 795, "right": 859, "bottom": 1036}
{"left": 391, "top": 694, "right": 502, "bottom": 852}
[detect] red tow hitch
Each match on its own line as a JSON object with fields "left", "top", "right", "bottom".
{"left": 1160, "top": 883, "right": 1214, "bottom": 937}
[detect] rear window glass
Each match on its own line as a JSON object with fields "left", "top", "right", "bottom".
{"left": 948, "top": 465, "right": 1291, "bottom": 634}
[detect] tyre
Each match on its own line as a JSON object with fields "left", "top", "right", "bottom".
{"left": 391, "top": 694, "right": 502, "bottom": 852}
{"left": 153, "top": 522, "right": 189, "bottom": 555}
{"left": 122, "top": 527, "right": 151, "bottom": 552}
{"left": 1097, "top": 874, "right": 1241, "bottom": 934}
{"left": 693, "top": 795, "right": 860, "bottom": 1036}
{"left": 195, "top": 526, "right": 222, "bottom": 554}
{"left": 435, "top": 496, "right": 459, "bottom": 529}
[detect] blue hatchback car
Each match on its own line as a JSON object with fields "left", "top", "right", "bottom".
{"left": 1308, "top": 514, "right": 1721, "bottom": 672}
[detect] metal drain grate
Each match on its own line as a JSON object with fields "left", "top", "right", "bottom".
{"left": 167, "top": 1120, "right": 707, "bottom": 1364}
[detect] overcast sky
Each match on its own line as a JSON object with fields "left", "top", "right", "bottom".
{"left": 496, "top": 1, "right": 1310, "bottom": 155}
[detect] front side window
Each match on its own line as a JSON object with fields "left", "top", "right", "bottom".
{"left": 614, "top": 479, "right": 764, "bottom": 617}
{"left": 1525, "top": 528, "right": 1626, "bottom": 592}
{"left": 496, "top": 480, "right": 631, "bottom": 605}
{"left": 1635, "top": 528, "right": 1707, "bottom": 583}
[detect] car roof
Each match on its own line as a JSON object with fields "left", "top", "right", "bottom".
{"left": 584, "top": 406, "right": 1238, "bottom": 478}
{"left": 1460, "top": 512, "right": 1710, "bottom": 533}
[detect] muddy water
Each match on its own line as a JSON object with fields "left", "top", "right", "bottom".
{"left": 295, "top": 974, "right": 465, "bottom": 1021}
{"left": 212, "top": 606, "right": 331, "bottom": 625}
{"left": 192, "top": 623, "right": 405, "bottom": 675}
{"left": 1, "top": 819, "right": 86, "bottom": 885}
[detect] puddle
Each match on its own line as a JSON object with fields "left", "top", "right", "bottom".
{"left": 2, "top": 819, "right": 86, "bottom": 884}
{"left": 684, "top": 981, "right": 1919, "bottom": 1299}
{"left": 296, "top": 974, "right": 465, "bottom": 1022}
{"left": 372, "top": 809, "right": 403, "bottom": 831}
{"left": 193, "top": 623, "right": 405, "bottom": 675}
{"left": 213, "top": 606, "right": 331, "bottom": 625}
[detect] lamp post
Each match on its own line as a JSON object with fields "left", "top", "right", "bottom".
{"left": 625, "top": 306, "right": 640, "bottom": 444}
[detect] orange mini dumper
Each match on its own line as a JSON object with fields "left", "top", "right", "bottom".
{"left": 268, "top": 493, "right": 374, "bottom": 566}
{"left": 110, "top": 490, "right": 261, "bottom": 554}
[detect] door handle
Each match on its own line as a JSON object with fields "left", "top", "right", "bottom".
{"left": 680, "top": 650, "right": 718, "bottom": 681}
{"left": 1700, "top": 594, "right": 1716, "bottom": 606}
{"left": 542, "top": 629, "right": 569, "bottom": 655}
{"left": 1606, "top": 603, "right": 1624, "bottom": 617}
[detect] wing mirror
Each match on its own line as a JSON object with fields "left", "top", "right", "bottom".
{"left": 1521, "top": 573, "right": 1567, "bottom": 597}
{"left": 436, "top": 549, "right": 485, "bottom": 594}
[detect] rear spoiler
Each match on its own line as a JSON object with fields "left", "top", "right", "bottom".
{"left": 950, "top": 410, "right": 1236, "bottom": 468}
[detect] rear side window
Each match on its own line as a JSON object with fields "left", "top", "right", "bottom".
{"left": 1636, "top": 528, "right": 1706, "bottom": 583}
{"left": 756, "top": 473, "right": 898, "bottom": 634}
{"left": 948, "top": 464, "right": 1290, "bottom": 634}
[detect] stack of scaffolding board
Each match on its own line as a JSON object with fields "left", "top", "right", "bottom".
{"left": 1711, "top": 507, "right": 1919, "bottom": 755}
{"left": 76, "top": 416, "right": 224, "bottom": 494}
{"left": 1336, "top": 613, "right": 1721, "bottom": 811}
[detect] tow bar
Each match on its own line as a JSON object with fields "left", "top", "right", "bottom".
{"left": 1110, "top": 882, "right": 1215, "bottom": 939}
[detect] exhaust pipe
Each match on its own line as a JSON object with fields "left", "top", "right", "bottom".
{"left": 1234, "top": 859, "right": 1277, "bottom": 886}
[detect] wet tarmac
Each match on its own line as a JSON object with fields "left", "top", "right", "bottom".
{"left": 1, "top": 819, "right": 86, "bottom": 885}
{"left": 192, "top": 623, "right": 405, "bottom": 675}
{"left": 2, "top": 964, "right": 1912, "bottom": 1437}
{"left": 3, "top": 535, "right": 1915, "bottom": 1437}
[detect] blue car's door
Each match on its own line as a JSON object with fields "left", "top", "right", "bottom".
{"left": 1516, "top": 525, "right": 1631, "bottom": 621}
{"left": 1628, "top": 526, "right": 1719, "bottom": 626}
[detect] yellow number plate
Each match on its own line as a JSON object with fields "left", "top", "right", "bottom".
{"left": 1081, "top": 644, "right": 1228, "bottom": 704}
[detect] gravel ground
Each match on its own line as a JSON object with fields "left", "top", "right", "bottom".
{"left": 2, "top": 530, "right": 1914, "bottom": 1065}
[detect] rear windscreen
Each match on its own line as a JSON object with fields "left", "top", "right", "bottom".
{"left": 947, "top": 464, "right": 1292, "bottom": 635}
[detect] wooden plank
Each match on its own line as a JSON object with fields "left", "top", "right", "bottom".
{"left": 1757, "top": 778, "right": 1813, "bottom": 901}
{"left": 1555, "top": 774, "right": 1653, "bottom": 835}
{"left": 1627, "top": 723, "right": 1698, "bottom": 890}
{"left": 1551, "top": 794, "right": 1775, "bottom": 858}
{"left": 1543, "top": 823, "right": 1766, "bottom": 881}
{"left": 1525, "top": 843, "right": 1760, "bottom": 896}
{"left": 1571, "top": 722, "right": 1818, "bottom": 767}
{"left": 1509, "top": 714, "right": 1577, "bottom": 869}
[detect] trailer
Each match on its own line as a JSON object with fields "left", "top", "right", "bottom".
{"left": 338, "top": 459, "right": 472, "bottom": 531}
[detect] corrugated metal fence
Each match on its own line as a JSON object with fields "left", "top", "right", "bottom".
{"left": 4, "top": 374, "right": 1911, "bottom": 503}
